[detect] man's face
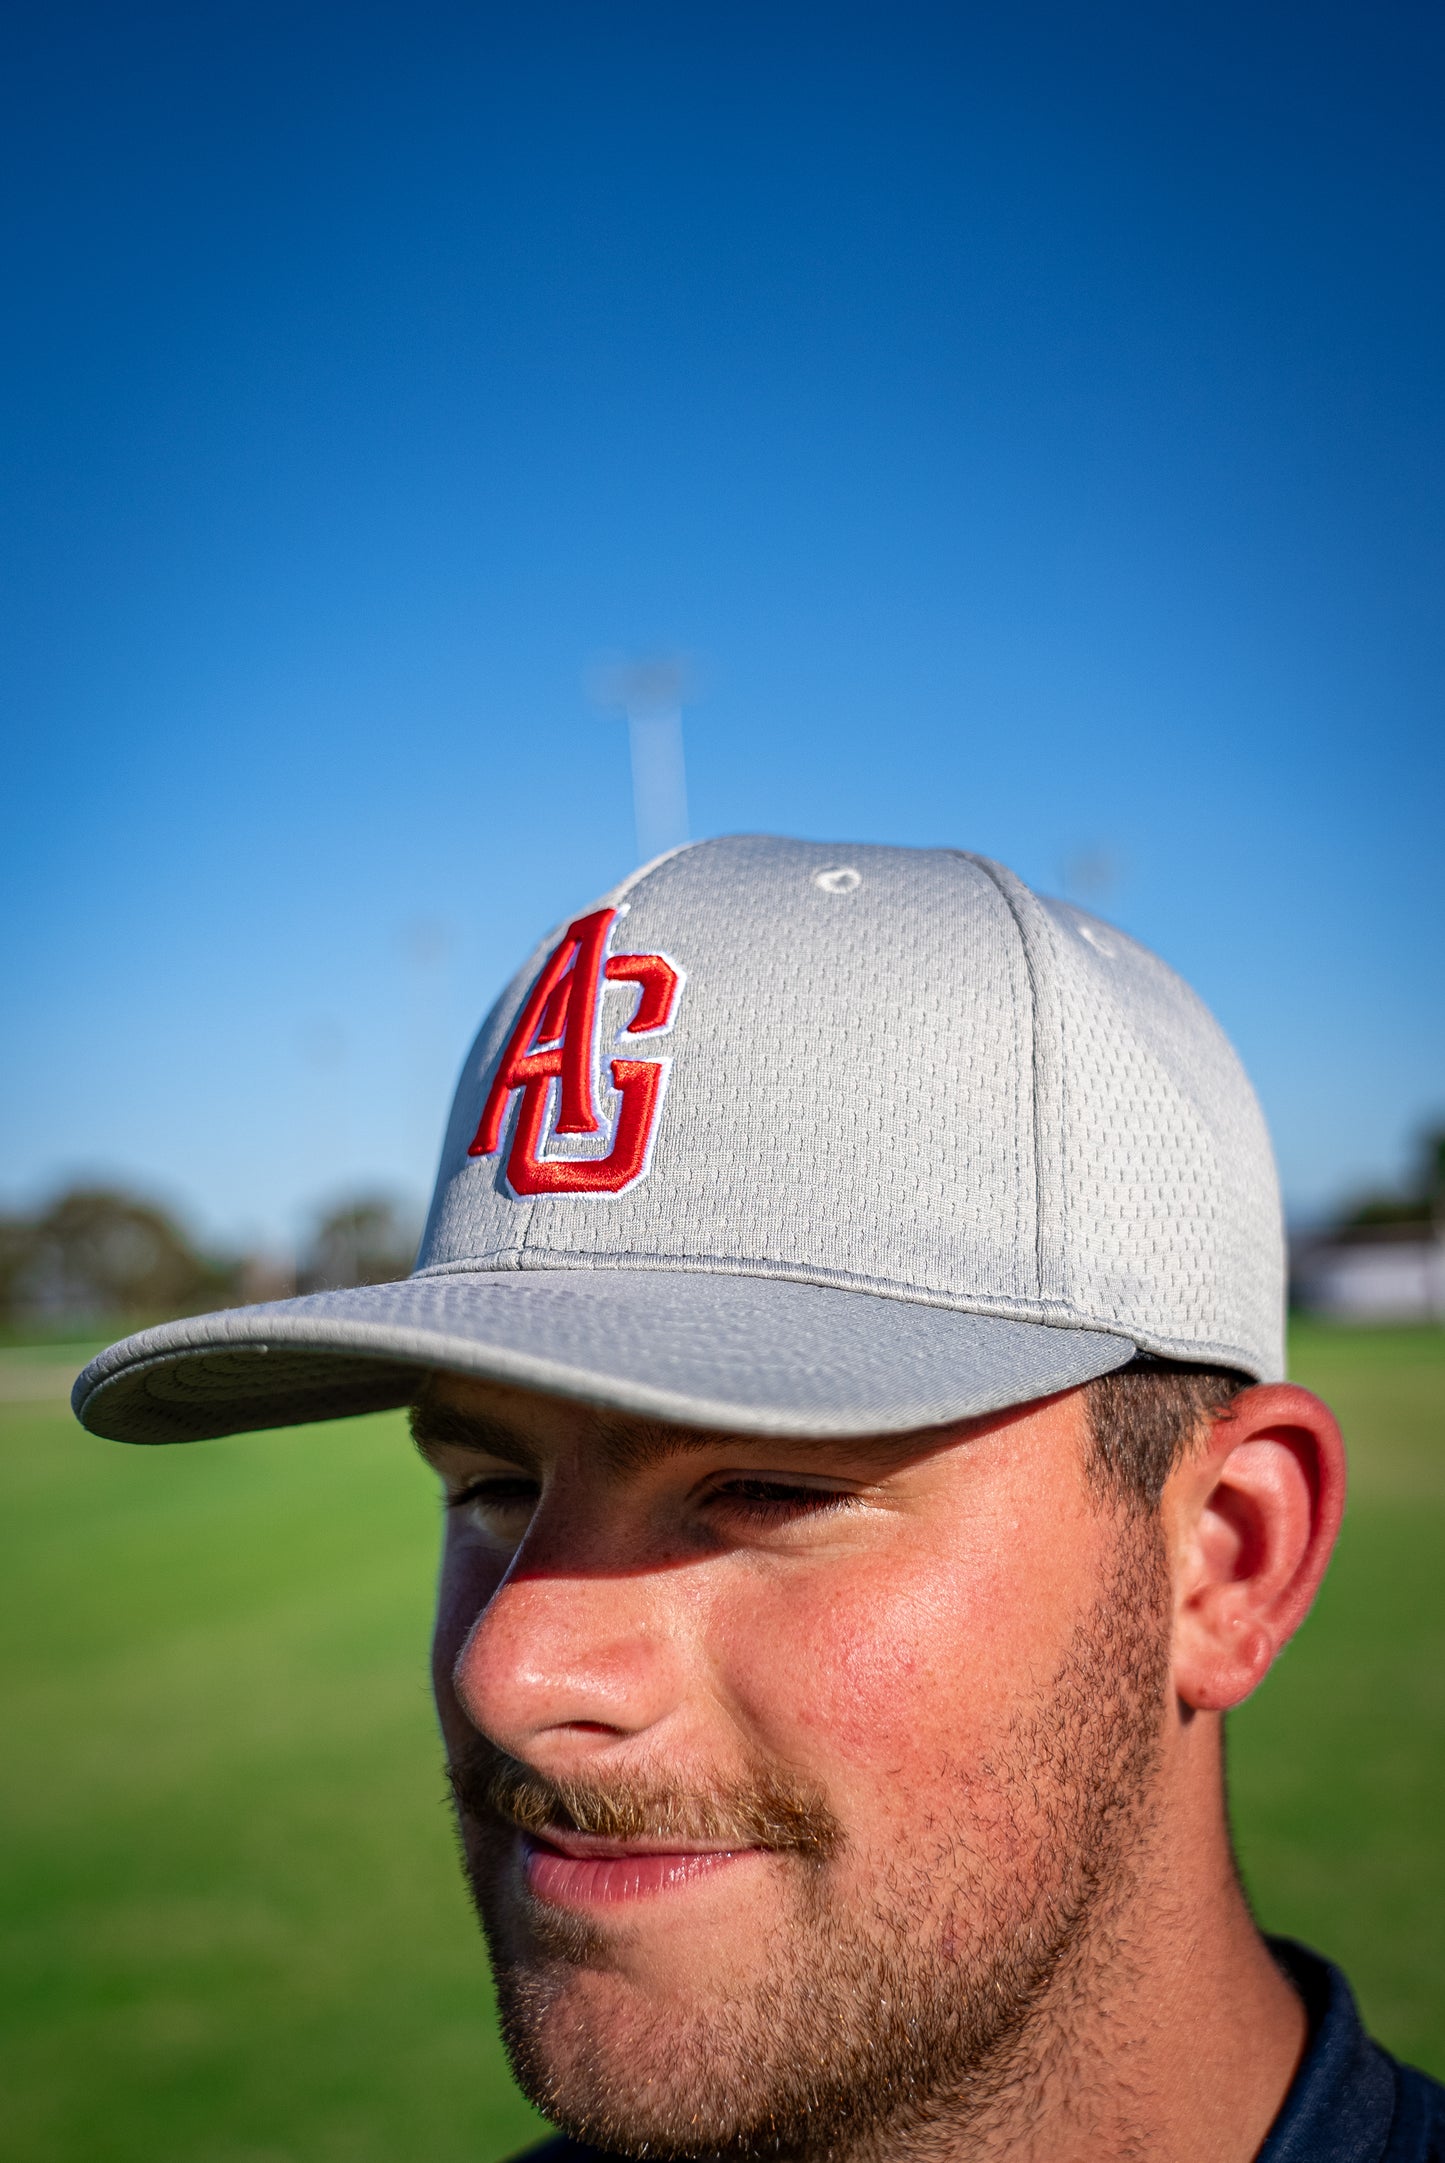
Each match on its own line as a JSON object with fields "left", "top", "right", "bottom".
{"left": 418, "top": 1379, "right": 1174, "bottom": 2160}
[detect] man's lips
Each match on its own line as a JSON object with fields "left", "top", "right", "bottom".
{"left": 518, "top": 1824, "right": 757, "bottom": 1907}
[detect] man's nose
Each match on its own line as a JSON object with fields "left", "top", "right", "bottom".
{"left": 451, "top": 1555, "right": 685, "bottom": 1766}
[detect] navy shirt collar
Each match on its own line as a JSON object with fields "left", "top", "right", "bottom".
{"left": 1258, "top": 1939, "right": 1406, "bottom": 2163}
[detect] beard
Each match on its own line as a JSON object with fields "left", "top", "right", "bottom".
{"left": 445, "top": 1510, "right": 1173, "bottom": 2163}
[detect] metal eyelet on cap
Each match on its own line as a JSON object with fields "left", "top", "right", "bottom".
{"left": 813, "top": 866, "right": 862, "bottom": 895}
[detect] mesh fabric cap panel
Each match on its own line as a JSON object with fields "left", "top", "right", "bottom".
{"left": 422, "top": 841, "right": 1041, "bottom": 1306}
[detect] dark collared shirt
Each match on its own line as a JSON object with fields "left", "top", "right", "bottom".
{"left": 516, "top": 1940, "right": 1444, "bottom": 2163}
{"left": 1261, "top": 1942, "right": 1443, "bottom": 2163}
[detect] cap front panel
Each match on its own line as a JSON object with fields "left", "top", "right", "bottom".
{"left": 420, "top": 837, "right": 1043, "bottom": 1312}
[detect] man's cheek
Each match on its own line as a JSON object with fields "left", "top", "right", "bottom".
{"left": 721, "top": 1560, "right": 1016, "bottom": 1777}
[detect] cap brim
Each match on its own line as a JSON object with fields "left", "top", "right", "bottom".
{"left": 72, "top": 1270, "right": 1139, "bottom": 1445}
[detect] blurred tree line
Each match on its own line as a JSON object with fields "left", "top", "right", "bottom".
{"left": 0, "top": 1186, "right": 422, "bottom": 1336}
{"left": 7, "top": 1125, "right": 1437, "bottom": 1338}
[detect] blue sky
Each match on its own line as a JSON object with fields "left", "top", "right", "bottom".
{"left": 3, "top": 2, "right": 1441, "bottom": 1253}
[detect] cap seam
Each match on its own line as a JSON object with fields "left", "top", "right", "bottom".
{"left": 422, "top": 1247, "right": 1067, "bottom": 1314}
{"left": 937, "top": 852, "right": 1031, "bottom": 1292}
{"left": 407, "top": 1246, "right": 1251, "bottom": 1361}
{"left": 954, "top": 854, "right": 1068, "bottom": 1308}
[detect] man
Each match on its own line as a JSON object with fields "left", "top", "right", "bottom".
{"left": 75, "top": 836, "right": 1443, "bottom": 2163}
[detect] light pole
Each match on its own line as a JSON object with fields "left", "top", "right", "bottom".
{"left": 589, "top": 653, "right": 692, "bottom": 866}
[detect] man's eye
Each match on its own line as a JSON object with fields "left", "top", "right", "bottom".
{"left": 449, "top": 1476, "right": 540, "bottom": 1524}
{"left": 704, "top": 1477, "right": 851, "bottom": 1522}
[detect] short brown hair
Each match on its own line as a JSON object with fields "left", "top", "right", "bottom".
{"left": 1084, "top": 1362, "right": 1248, "bottom": 1511}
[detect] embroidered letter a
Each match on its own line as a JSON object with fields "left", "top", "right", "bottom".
{"left": 467, "top": 908, "right": 681, "bottom": 1196}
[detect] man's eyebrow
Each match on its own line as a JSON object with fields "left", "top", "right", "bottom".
{"left": 590, "top": 1415, "right": 732, "bottom": 1477}
{"left": 406, "top": 1396, "right": 731, "bottom": 1473}
{"left": 408, "top": 1397, "right": 538, "bottom": 1465}
{"left": 408, "top": 1391, "right": 977, "bottom": 1476}
{"left": 587, "top": 1414, "right": 946, "bottom": 1478}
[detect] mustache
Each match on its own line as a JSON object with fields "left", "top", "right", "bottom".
{"left": 447, "top": 1738, "right": 841, "bottom": 1859}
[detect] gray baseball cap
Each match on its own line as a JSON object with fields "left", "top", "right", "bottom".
{"left": 73, "top": 837, "right": 1284, "bottom": 1446}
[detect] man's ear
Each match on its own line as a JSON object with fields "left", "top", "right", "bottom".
{"left": 1166, "top": 1384, "right": 1347, "bottom": 1714}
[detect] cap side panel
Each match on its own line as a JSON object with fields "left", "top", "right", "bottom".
{"left": 1042, "top": 900, "right": 1284, "bottom": 1379}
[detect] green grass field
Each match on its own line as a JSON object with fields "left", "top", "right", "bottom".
{"left": 1, "top": 1325, "right": 1441, "bottom": 2162}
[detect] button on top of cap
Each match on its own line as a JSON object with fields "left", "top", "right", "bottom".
{"left": 1074, "top": 919, "right": 1117, "bottom": 959}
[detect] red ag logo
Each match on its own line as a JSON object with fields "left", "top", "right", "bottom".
{"left": 467, "top": 907, "right": 682, "bottom": 1196}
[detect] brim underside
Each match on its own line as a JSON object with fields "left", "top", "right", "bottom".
{"left": 71, "top": 1269, "right": 1140, "bottom": 1445}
